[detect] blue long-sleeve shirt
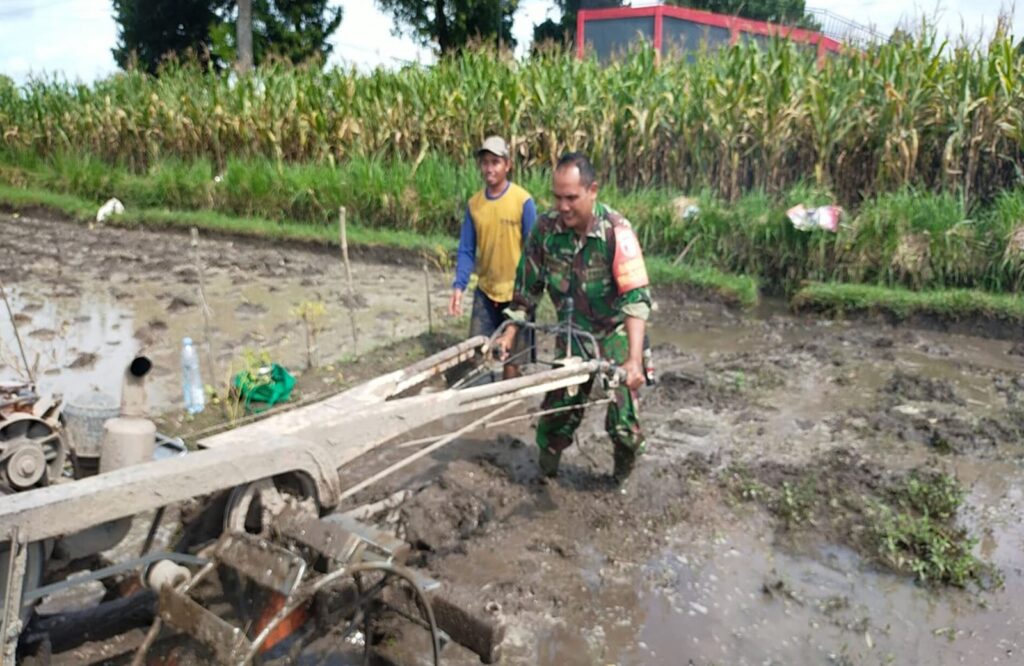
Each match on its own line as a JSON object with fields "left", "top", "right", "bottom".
{"left": 453, "top": 181, "right": 536, "bottom": 301}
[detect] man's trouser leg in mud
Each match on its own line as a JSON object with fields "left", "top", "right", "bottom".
{"left": 534, "top": 330, "right": 645, "bottom": 479}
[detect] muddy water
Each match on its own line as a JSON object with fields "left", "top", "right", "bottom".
{"left": 0, "top": 213, "right": 451, "bottom": 411}
{"left": 613, "top": 305, "right": 1024, "bottom": 665}
{"left": 6, "top": 213, "right": 1024, "bottom": 664}
{"left": 355, "top": 299, "right": 1024, "bottom": 665}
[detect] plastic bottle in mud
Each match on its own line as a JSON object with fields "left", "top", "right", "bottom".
{"left": 181, "top": 337, "right": 205, "bottom": 414}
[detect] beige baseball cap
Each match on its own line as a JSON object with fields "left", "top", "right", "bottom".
{"left": 476, "top": 136, "right": 509, "bottom": 159}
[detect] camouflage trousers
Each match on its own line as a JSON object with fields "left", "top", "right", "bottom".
{"left": 535, "top": 329, "right": 645, "bottom": 468}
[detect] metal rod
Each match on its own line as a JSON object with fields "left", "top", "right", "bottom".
{"left": 338, "top": 401, "right": 521, "bottom": 503}
{"left": 448, "top": 345, "right": 534, "bottom": 390}
{"left": 312, "top": 561, "right": 441, "bottom": 665}
{"left": 396, "top": 398, "right": 612, "bottom": 449}
{"left": 129, "top": 617, "right": 162, "bottom": 666}
{"left": 1, "top": 527, "right": 25, "bottom": 666}
{"left": 0, "top": 278, "right": 33, "bottom": 385}
{"left": 130, "top": 557, "right": 217, "bottom": 666}
{"left": 564, "top": 296, "right": 574, "bottom": 358}
{"left": 140, "top": 507, "right": 166, "bottom": 556}
{"left": 454, "top": 365, "right": 602, "bottom": 415}
{"left": 24, "top": 551, "right": 208, "bottom": 603}
{"left": 198, "top": 335, "right": 488, "bottom": 450}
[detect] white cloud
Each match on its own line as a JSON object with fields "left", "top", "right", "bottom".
{"left": 0, "top": 0, "right": 118, "bottom": 84}
{"left": 328, "top": 0, "right": 433, "bottom": 70}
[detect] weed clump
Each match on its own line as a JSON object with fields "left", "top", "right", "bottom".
{"left": 866, "top": 472, "right": 998, "bottom": 588}
{"left": 724, "top": 455, "right": 998, "bottom": 588}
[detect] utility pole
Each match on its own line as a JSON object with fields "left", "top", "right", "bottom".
{"left": 237, "top": 0, "right": 254, "bottom": 73}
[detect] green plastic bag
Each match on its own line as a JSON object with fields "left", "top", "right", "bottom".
{"left": 232, "top": 363, "right": 295, "bottom": 414}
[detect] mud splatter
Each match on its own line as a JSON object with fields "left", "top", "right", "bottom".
{"left": 166, "top": 296, "right": 195, "bottom": 313}
{"left": 66, "top": 352, "right": 98, "bottom": 369}
{"left": 28, "top": 328, "right": 57, "bottom": 341}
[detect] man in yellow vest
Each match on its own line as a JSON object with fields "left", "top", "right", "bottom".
{"left": 448, "top": 136, "right": 536, "bottom": 379}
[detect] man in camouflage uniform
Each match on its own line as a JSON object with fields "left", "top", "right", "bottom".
{"left": 495, "top": 152, "right": 651, "bottom": 486}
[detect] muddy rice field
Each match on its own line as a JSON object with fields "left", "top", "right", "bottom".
{"left": 3, "top": 212, "right": 1024, "bottom": 665}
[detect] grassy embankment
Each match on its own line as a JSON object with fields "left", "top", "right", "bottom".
{"left": 0, "top": 152, "right": 760, "bottom": 306}
{"left": 3, "top": 33, "right": 1024, "bottom": 318}
{"left": 6, "top": 151, "right": 1024, "bottom": 322}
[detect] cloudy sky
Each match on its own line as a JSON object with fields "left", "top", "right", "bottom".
{"left": 0, "top": 0, "right": 1019, "bottom": 84}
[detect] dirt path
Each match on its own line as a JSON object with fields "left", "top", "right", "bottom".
{"left": 5, "top": 214, "right": 1024, "bottom": 664}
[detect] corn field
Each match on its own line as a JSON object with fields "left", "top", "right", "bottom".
{"left": 1, "top": 32, "right": 1022, "bottom": 207}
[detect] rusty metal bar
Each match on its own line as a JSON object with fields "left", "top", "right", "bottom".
{"left": 214, "top": 533, "right": 305, "bottom": 595}
{"left": 1, "top": 527, "right": 26, "bottom": 666}
{"left": 274, "top": 508, "right": 365, "bottom": 564}
{"left": 156, "top": 585, "right": 251, "bottom": 663}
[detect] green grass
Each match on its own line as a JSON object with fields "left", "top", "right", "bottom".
{"left": 1, "top": 150, "right": 475, "bottom": 236}
{"left": 0, "top": 182, "right": 757, "bottom": 305}
{"left": 6, "top": 151, "right": 1024, "bottom": 296}
{"left": 726, "top": 462, "right": 995, "bottom": 588}
{"left": 0, "top": 184, "right": 94, "bottom": 219}
{"left": 0, "top": 183, "right": 453, "bottom": 254}
{"left": 10, "top": 149, "right": 1024, "bottom": 321}
{"left": 791, "top": 281, "right": 1024, "bottom": 324}
{"left": 648, "top": 257, "right": 760, "bottom": 308}
{"left": 867, "top": 472, "right": 997, "bottom": 588}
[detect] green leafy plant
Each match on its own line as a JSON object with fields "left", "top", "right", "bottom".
{"left": 292, "top": 301, "right": 326, "bottom": 369}
{"left": 866, "top": 473, "right": 998, "bottom": 588}
{"left": 771, "top": 477, "right": 818, "bottom": 529}
{"left": 726, "top": 464, "right": 770, "bottom": 502}
{"left": 236, "top": 349, "right": 274, "bottom": 388}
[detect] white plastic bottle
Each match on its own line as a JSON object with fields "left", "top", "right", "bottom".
{"left": 181, "top": 337, "right": 205, "bottom": 414}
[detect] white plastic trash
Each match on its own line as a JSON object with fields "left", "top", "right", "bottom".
{"left": 673, "top": 196, "right": 701, "bottom": 222}
{"left": 96, "top": 197, "right": 125, "bottom": 223}
{"left": 786, "top": 204, "right": 841, "bottom": 233}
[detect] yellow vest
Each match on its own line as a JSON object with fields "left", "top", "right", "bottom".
{"left": 468, "top": 182, "right": 532, "bottom": 303}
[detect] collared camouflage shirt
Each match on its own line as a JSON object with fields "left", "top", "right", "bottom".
{"left": 508, "top": 202, "right": 652, "bottom": 337}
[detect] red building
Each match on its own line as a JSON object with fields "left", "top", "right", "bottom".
{"left": 577, "top": 5, "right": 844, "bottom": 62}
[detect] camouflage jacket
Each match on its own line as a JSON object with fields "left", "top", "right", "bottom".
{"left": 507, "top": 202, "right": 652, "bottom": 337}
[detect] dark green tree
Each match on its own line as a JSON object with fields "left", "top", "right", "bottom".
{"left": 242, "top": 0, "right": 343, "bottom": 63}
{"left": 376, "top": 0, "right": 520, "bottom": 54}
{"left": 664, "top": 0, "right": 812, "bottom": 26}
{"left": 212, "top": 0, "right": 342, "bottom": 66}
{"left": 112, "top": 0, "right": 223, "bottom": 73}
{"left": 115, "top": 0, "right": 342, "bottom": 73}
{"left": 532, "top": 0, "right": 622, "bottom": 49}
